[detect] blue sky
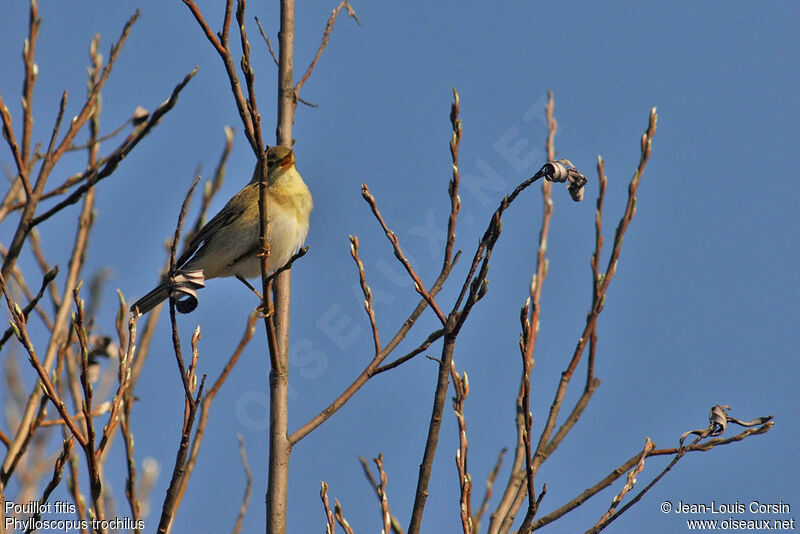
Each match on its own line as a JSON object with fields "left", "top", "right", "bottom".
{"left": 1, "top": 2, "right": 798, "bottom": 533}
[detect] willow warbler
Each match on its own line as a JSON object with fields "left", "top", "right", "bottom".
{"left": 131, "top": 145, "right": 312, "bottom": 315}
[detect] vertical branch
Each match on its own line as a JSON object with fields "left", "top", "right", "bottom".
{"left": 173, "top": 312, "right": 258, "bottom": 508}
{"left": 489, "top": 91, "right": 558, "bottom": 534}
{"left": 334, "top": 499, "right": 354, "bottom": 534}
{"left": 267, "top": 2, "right": 295, "bottom": 533}
{"left": 444, "top": 88, "right": 462, "bottom": 269}
{"left": 408, "top": 317, "right": 458, "bottom": 534}
{"left": 156, "top": 175, "right": 206, "bottom": 534}
{"left": 517, "top": 301, "right": 544, "bottom": 533}
{"left": 73, "top": 288, "right": 106, "bottom": 528}
{"left": 374, "top": 454, "right": 392, "bottom": 534}
{"left": 19, "top": 0, "right": 41, "bottom": 193}
{"left": 534, "top": 108, "right": 657, "bottom": 472}
{"left": 157, "top": 322, "right": 205, "bottom": 534}
{"left": 536, "top": 159, "right": 609, "bottom": 458}
{"left": 350, "top": 236, "right": 380, "bottom": 355}
{"left": 472, "top": 448, "right": 506, "bottom": 533}
{"left": 276, "top": 1, "right": 296, "bottom": 147}
{"left": 451, "top": 361, "right": 472, "bottom": 534}
{"left": 120, "top": 394, "right": 140, "bottom": 533}
{"left": 232, "top": 435, "right": 253, "bottom": 534}
{"left": 357, "top": 456, "right": 404, "bottom": 534}
{"left": 320, "top": 482, "right": 336, "bottom": 534}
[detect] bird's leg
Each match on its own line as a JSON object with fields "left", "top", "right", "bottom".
{"left": 236, "top": 275, "right": 264, "bottom": 301}
{"left": 236, "top": 275, "right": 276, "bottom": 318}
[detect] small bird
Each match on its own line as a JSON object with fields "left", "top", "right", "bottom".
{"left": 131, "top": 145, "right": 312, "bottom": 315}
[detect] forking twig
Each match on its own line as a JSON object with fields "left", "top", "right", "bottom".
{"left": 408, "top": 91, "right": 588, "bottom": 534}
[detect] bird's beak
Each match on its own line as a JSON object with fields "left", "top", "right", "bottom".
{"left": 279, "top": 150, "right": 295, "bottom": 169}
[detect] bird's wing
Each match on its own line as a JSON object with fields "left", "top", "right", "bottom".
{"left": 176, "top": 184, "right": 254, "bottom": 268}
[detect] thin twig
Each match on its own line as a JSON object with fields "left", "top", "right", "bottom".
{"left": 451, "top": 360, "right": 472, "bottom": 534}
{"left": 594, "top": 438, "right": 654, "bottom": 527}
{"left": 26, "top": 438, "right": 73, "bottom": 533}
{"left": 73, "top": 286, "right": 106, "bottom": 527}
{"left": 174, "top": 313, "right": 258, "bottom": 507}
{"left": 334, "top": 499, "right": 354, "bottom": 534}
{"left": 157, "top": 176, "right": 206, "bottom": 534}
{"left": 181, "top": 0, "right": 256, "bottom": 152}
{"left": 472, "top": 448, "right": 506, "bottom": 533}
{"left": 373, "top": 454, "right": 392, "bottom": 534}
{"left": 289, "top": 257, "right": 458, "bottom": 444}
{"left": 190, "top": 126, "right": 235, "bottom": 240}
{"left": 120, "top": 393, "right": 141, "bottom": 533}
{"left": 167, "top": 175, "right": 202, "bottom": 403}
{"left": 295, "top": 1, "right": 360, "bottom": 95}
{"left": 532, "top": 422, "right": 772, "bottom": 530}
{"left": 531, "top": 108, "right": 658, "bottom": 478}
{"left": 350, "top": 235, "right": 380, "bottom": 355}
{"left": 361, "top": 184, "right": 448, "bottom": 325}
{"left": 444, "top": 87, "right": 462, "bottom": 270}
{"left": 232, "top": 435, "right": 252, "bottom": 534}
{"left": 254, "top": 17, "right": 279, "bottom": 67}
{"left": 0, "top": 267, "right": 57, "bottom": 351}
{"left": 370, "top": 327, "right": 445, "bottom": 376}
{"left": 0, "top": 276, "right": 88, "bottom": 448}
{"left": 320, "top": 481, "right": 336, "bottom": 534}
{"left": 155, "top": 377, "right": 205, "bottom": 534}
{"left": 358, "top": 456, "right": 404, "bottom": 534}
{"left": 31, "top": 67, "right": 198, "bottom": 228}
{"left": 517, "top": 302, "right": 539, "bottom": 533}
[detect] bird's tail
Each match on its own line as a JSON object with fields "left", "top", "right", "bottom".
{"left": 130, "top": 283, "right": 170, "bottom": 316}
{"left": 130, "top": 270, "right": 206, "bottom": 316}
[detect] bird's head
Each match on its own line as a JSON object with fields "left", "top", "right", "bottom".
{"left": 250, "top": 146, "right": 297, "bottom": 185}
{"left": 267, "top": 145, "right": 295, "bottom": 170}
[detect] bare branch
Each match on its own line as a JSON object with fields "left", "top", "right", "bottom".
{"left": 254, "top": 17, "right": 279, "bottom": 67}
{"left": 334, "top": 499, "right": 354, "bottom": 534}
{"left": 31, "top": 67, "right": 198, "bottom": 228}
{"left": 533, "top": 421, "right": 773, "bottom": 530}
{"left": 370, "top": 327, "right": 445, "bottom": 376}
{"left": 289, "top": 257, "right": 458, "bottom": 445}
{"left": 350, "top": 235, "right": 380, "bottom": 355}
{"left": 361, "top": 184, "right": 448, "bottom": 325}
{"left": 0, "top": 276, "right": 88, "bottom": 449}
{"left": 167, "top": 175, "right": 202, "bottom": 404}
{"left": 408, "top": 320, "right": 458, "bottom": 534}
{"left": 181, "top": 0, "right": 257, "bottom": 152}
{"left": 0, "top": 266, "right": 57, "bottom": 351}
{"left": 28, "top": 438, "right": 73, "bottom": 528}
{"left": 451, "top": 361, "right": 472, "bottom": 534}
{"left": 174, "top": 312, "right": 258, "bottom": 507}
{"left": 295, "top": 1, "right": 360, "bottom": 95}
{"left": 232, "top": 435, "right": 252, "bottom": 534}
{"left": 320, "top": 482, "right": 336, "bottom": 534}
{"left": 120, "top": 393, "right": 141, "bottom": 533}
{"left": 594, "top": 438, "right": 654, "bottom": 528}
{"left": 472, "top": 448, "right": 506, "bottom": 532}
{"left": 531, "top": 108, "right": 657, "bottom": 479}
{"left": 358, "top": 456, "right": 404, "bottom": 534}
{"left": 444, "top": 87, "right": 462, "bottom": 270}
{"left": 374, "top": 454, "right": 392, "bottom": 534}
